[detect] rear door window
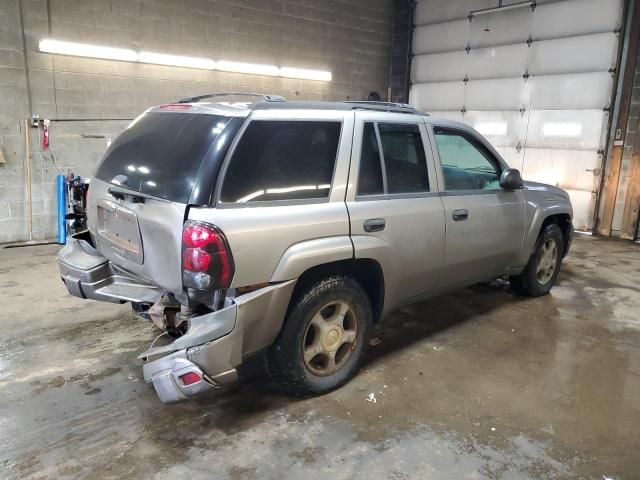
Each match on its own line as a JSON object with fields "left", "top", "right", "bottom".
{"left": 95, "top": 112, "right": 231, "bottom": 203}
{"left": 356, "top": 122, "right": 429, "bottom": 196}
{"left": 379, "top": 123, "right": 429, "bottom": 194}
{"left": 357, "top": 123, "right": 384, "bottom": 196}
{"left": 220, "top": 120, "right": 341, "bottom": 203}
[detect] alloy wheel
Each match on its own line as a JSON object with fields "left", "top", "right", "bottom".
{"left": 536, "top": 238, "right": 558, "bottom": 285}
{"left": 302, "top": 301, "right": 358, "bottom": 376}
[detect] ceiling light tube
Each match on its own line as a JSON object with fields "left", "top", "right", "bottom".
{"left": 39, "top": 38, "right": 137, "bottom": 62}
{"left": 216, "top": 60, "right": 280, "bottom": 76}
{"left": 279, "top": 67, "right": 332, "bottom": 81}
{"left": 39, "top": 38, "right": 332, "bottom": 81}
{"left": 138, "top": 51, "right": 215, "bottom": 70}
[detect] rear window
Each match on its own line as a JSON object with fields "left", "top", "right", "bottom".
{"left": 220, "top": 120, "right": 341, "bottom": 203}
{"left": 95, "top": 112, "right": 230, "bottom": 203}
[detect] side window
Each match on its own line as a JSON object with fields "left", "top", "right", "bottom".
{"left": 357, "top": 123, "right": 384, "bottom": 195}
{"left": 356, "top": 122, "right": 429, "bottom": 196}
{"left": 378, "top": 123, "right": 429, "bottom": 194}
{"left": 433, "top": 128, "right": 501, "bottom": 191}
{"left": 220, "top": 120, "right": 341, "bottom": 203}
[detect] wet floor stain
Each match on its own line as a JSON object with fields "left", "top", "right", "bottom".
{"left": 1, "top": 236, "right": 639, "bottom": 479}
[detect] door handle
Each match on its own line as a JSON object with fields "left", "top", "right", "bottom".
{"left": 452, "top": 209, "right": 469, "bottom": 221}
{"left": 364, "top": 218, "right": 386, "bottom": 232}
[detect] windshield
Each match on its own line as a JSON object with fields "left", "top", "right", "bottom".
{"left": 95, "top": 112, "right": 230, "bottom": 203}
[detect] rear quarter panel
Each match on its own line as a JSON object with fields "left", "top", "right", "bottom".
{"left": 188, "top": 203, "right": 352, "bottom": 287}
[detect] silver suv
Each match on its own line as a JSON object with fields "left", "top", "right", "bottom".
{"left": 58, "top": 94, "right": 573, "bottom": 403}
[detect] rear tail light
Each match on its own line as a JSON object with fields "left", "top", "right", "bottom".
{"left": 181, "top": 221, "right": 234, "bottom": 290}
{"left": 179, "top": 371, "right": 202, "bottom": 386}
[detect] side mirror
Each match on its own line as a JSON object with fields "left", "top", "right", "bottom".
{"left": 500, "top": 168, "right": 524, "bottom": 190}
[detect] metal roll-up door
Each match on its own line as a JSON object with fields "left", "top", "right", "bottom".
{"left": 410, "top": 0, "right": 624, "bottom": 231}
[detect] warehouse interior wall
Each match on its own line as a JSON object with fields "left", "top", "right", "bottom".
{"left": 410, "top": 0, "right": 625, "bottom": 232}
{"left": 0, "top": 0, "right": 393, "bottom": 243}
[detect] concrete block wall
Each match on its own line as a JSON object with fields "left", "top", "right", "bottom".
{"left": 0, "top": 0, "right": 393, "bottom": 243}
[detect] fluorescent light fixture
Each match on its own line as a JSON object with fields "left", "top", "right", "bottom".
{"left": 138, "top": 51, "right": 216, "bottom": 70}
{"left": 474, "top": 121, "right": 507, "bottom": 136}
{"left": 279, "top": 67, "right": 332, "bottom": 81}
{"left": 39, "top": 38, "right": 332, "bottom": 81}
{"left": 217, "top": 60, "right": 279, "bottom": 76}
{"left": 542, "top": 123, "right": 582, "bottom": 137}
{"left": 39, "top": 38, "right": 137, "bottom": 62}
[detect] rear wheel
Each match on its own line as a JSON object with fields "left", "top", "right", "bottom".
{"left": 509, "top": 223, "right": 564, "bottom": 297}
{"left": 265, "top": 276, "right": 372, "bottom": 396}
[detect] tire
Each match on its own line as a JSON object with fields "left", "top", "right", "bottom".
{"left": 265, "top": 275, "right": 373, "bottom": 396}
{"left": 509, "top": 223, "right": 564, "bottom": 297}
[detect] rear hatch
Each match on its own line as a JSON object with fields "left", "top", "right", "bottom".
{"left": 87, "top": 107, "right": 245, "bottom": 293}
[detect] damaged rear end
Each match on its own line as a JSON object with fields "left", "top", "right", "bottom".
{"left": 57, "top": 103, "right": 294, "bottom": 402}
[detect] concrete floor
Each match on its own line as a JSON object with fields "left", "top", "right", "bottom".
{"left": 1, "top": 235, "right": 639, "bottom": 479}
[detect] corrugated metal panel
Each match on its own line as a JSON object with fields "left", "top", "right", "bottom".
{"left": 415, "top": 0, "right": 556, "bottom": 27}
{"left": 524, "top": 110, "right": 608, "bottom": 151}
{"left": 410, "top": 73, "right": 612, "bottom": 111}
{"left": 413, "top": 33, "right": 618, "bottom": 83}
{"left": 415, "top": 0, "right": 493, "bottom": 26}
{"left": 414, "top": 0, "right": 622, "bottom": 55}
{"left": 411, "top": 0, "right": 624, "bottom": 230}
{"left": 521, "top": 148, "right": 601, "bottom": 192}
{"left": 425, "top": 109, "right": 607, "bottom": 151}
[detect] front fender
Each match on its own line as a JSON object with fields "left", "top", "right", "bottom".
{"left": 515, "top": 201, "right": 572, "bottom": 266}
{"left": 270, "top": 236, "right": 354, "bottom": 282}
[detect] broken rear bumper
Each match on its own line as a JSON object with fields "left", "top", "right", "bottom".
{"left": 139, "top": 280, "right": 295, "bottom": 403}
{"left": 57, "top": 237, "right": 162, "bottom": 304}
{"left": 57, "top": 236, "right": 296, "bottom": 404}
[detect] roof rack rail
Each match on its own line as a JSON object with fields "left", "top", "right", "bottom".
{"left": 341, "top": 100, "right": 424, "bottom": 115}
{"left": 178, "top": 92, "right": 286, "bottom": 104}
{"left": 342, "top": 100, "right": 413, "bottom": 109}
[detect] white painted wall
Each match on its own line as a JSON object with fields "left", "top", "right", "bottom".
{"left": 410, "top": 0, "right": 624, "bottom": 230}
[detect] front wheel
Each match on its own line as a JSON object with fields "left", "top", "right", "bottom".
{"left": 510, "top": 223, "right": 564, "bottom": 297}
{"left": 265, "top": 276, "right": 373, "bottom": 396}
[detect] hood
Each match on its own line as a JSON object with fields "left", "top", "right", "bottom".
{"left": 523, "top": 181, "right": 571, "bottom": 202}
{"left": 522, "top": 180, "right": 573, "bottom": 220}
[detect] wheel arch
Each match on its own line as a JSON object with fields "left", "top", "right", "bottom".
{"left": 539, "top": 213, "right": 573, "bottom": 257}
{"left": 287, "top": 258, "right": 385, "bottom": 324}
{"left": 517, "top": 204, "right": 573, "bottom": 265}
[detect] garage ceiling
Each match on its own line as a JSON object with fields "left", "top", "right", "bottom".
{"left": 410, "top": 0, "right": 624, "bottom": 231}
